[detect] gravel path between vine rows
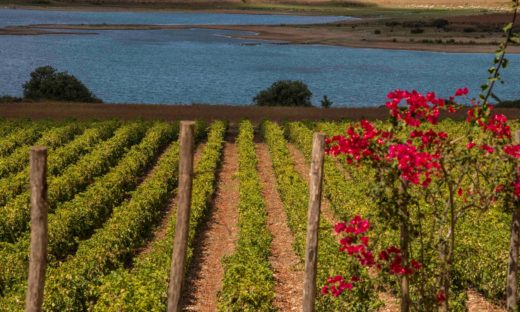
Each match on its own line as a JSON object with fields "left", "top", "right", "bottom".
{"left": 286, "top": 143, "right": 335, "bottom": 225}
{"left": 181, "top": 140, "right": 239, "bottom": 312}
{"left": 256, "top": 143, "right": 304, "bottom": 311}
{"left": 136, "top": 144, "right": 205, "bottom": 257}
{"left": 466, "top": 289, "right": 505, "bottom": 312}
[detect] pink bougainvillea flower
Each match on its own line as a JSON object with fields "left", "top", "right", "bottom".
{"left": 436, "top": 290, "right": 446, "bottom": 303}
{"left": 504, "top": 144, "right": 520, "bottom": 159}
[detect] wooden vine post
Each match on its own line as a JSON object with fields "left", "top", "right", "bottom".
{"left": 507, "top": 129, "right": 520, "bottom": 312}
{"left": 302, "top": 133, "right": 326, "bottom": 312}
{"left": 167, "top": 121, "right": 195, "bottom": 312}
{"left": 25, "top": 147, "right": 49, "bottom": 312}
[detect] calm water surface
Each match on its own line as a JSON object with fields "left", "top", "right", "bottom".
{"left": 0, "top": 9, "right": 519, "bottom": 106}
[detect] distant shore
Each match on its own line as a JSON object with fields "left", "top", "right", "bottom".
{"left": 2, "top": 1, "right": 519, "bottom": 53}
{"left": 0, "top": 102, "right": 518, "bottom": 122}
{"left": 3, "top": 13, "right": 519, "bottom": 54}
{"left": 1, "top": 1, "right": 507, "bottom": 17}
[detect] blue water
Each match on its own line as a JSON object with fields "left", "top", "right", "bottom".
{"left": 0, "top": 8, "right": 350, "bottom": 26}
{"left": 0, "top": 9, "right": 519, "bottom": 106}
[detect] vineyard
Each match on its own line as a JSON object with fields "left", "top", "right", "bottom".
{"left": 0, "top": 118, "right": 518, "bottom": 311}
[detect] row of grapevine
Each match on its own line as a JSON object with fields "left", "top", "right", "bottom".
{"left": 0, "top": 120, "right": 21, "bottom": 137}
{"left": 92, "top": 121, "right": 226, "bottom": 311}
{"left": 0, "top": 122, "right": 177, "bottom": 297}
{"left": 0, "top": 123, "right": 84, "bottom": 179}
{"left": 262, "top": 121, "right": 380, "bottom": 311}
{"left": 217, "top": 120, "right": 275, "bottom": 311}
{"left": 0, "top": 123, "right": 180, "bottom": 310}
{"left": 0, "top": 121, "right": 120, "bottom": 208}
{"left": 0, "top": 122, "right": 148, "bottom": 243}
{"left": 0, "top": 122, "right": 50, "bottom": 157}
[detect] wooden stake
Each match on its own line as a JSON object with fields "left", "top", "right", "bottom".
{"left": 167, "top": 121, "right": 195, "bottom": 312}
{"left": 302, "top": 133, "right": 325, "bottom": 312}
{"left": 25, "top": 147, "right": 48, "bottom": 312}
{"left": 507, "top": 129, "right": 520, "bottom": 312}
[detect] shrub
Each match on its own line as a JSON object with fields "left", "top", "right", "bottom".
{"left": 0, "top": 96, "right": 22, "bottom": 103}
{"left": 463, "top": 27, "right": 476, "bottom": 33}
{"left": 23, "top": 66, "right": 101, "bottom": 103}
{"left": 253, "top": 80, "right": 312, "bottom": 107}
{"left": 496, "top": 99, "right": 520, "bottom": 108}
{"left": 385, "top": 21, "right": 401, "bottom": 27}
{"left": 320, "top": 95, "right": 333, "bottom": 108}
{"left": 410, "top": 28, "right": 425, "bottom": 34}
{"left": 374, "top": 29, "right": 381, "bottom": 35}
{"left": 431, "top": 18, "right": 449, "bottom": 28}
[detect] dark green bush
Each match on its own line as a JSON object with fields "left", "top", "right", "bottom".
{"left": 253, "top": 80, "right": 312, "bottom": 107}
{"left": 0, "top": 96, "right": 22, "bottom": 103}
{"left": 23, "top": 66, "right": 101, "bottom": 103}
{"left": 410, "top": 28, "right": 425, "bottom": 34}
{"left": 431, "top": 18, "right": 449, "bottom": 28}
{"left": 496, "top": 99, "right": 520, "bottom": 108}
{"left": 320, "top": 95, "right": 333, "bottom": 108}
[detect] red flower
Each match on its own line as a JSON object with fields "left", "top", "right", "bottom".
{"left": 387, "top": 143, "right": 441, "bottom": 187}
{"left": 504, "top": 144, "right": 520, "bottom": 159}
{"left": 410, "top": 259, "right": 422, "bottom": 270}
{"left": 322, "top": 275, "right": 358, "bottom": 297}
{"left": 455, "top": 87, "right": 469, "bottom": 96}
{"left": 479, "top": 144, "right": 494, "bottom": 154}
{"left": 436, "top": 290, "right": 446, "bottom": 303}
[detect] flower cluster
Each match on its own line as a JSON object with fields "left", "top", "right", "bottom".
{"left": 321, "top": 275, "right": 359, "bottom": 297}
{"left": 504, "top": 144, "right": 520, "bottom": 159}
{"left": 410, "top": 129, "right": 448, "bottom": 149}
{"left": 387, "top": 143, "right": 441, "bottom": 187}
{"left": 386, "top": 89, "right": 463, "bottom": 127}
{"left": 325, "top": 120, "right": 390, "bottom": 163}
{"left": 436, "top": 290, "right": 446, "bottom": 303}
{"left": 324, "top": 216, "right": 422, "bottom": 298}
{"left": 378, "top": 246, "right": 422, "bottom": 276}
{"left": 467, "top": 109, "right": 512, "bottom": 140}
{"left": 335, "top": 216, "right": 374, "bottom": 267}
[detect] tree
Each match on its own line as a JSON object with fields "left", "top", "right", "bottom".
{"left": 23, "top": 66, "right": 101, "bottom": 103}
{"left": 253, "top": 80, "right": 312, "bottom": 107}
{"left": 321, "top": 95, "right": 333, "bottom": 108}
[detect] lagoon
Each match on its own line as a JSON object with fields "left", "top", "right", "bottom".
{"left": 0, "top": 9, "right": 519, "bottom": 106}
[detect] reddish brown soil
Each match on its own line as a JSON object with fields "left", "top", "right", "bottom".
{"left": 378, "top": 292, "right": 400, "bottom": 312}
{"left": 447, "top": 13, "right": 520, "bottom": 26}
{"left": 1, "top": 102, "right": 518, "bottom": 123}
{"left": 466, "top": 289, "right": 505, "bottom": 312}
{"left": 181, "top": 141, "right": 239, "bottom": 312}
{"left": 256, "top": 143, "right": 304, "bottom": 311}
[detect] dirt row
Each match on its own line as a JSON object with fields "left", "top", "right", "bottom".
{"left": 1, "top": 102, "right": 519, "bottom": 123}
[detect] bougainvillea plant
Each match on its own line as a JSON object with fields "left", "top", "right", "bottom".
{"left": 323, "top": 1, "right": 519, "bottom": 310}
{"left": 324, "top": 88, "right": 469, "bottom": 311}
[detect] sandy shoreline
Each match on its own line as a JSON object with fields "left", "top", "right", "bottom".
{"left": 1, "top": 3, "right": 518, "bottom": 53}
{"left": 3, "top": 20, "right": 519, "bottom": 54}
